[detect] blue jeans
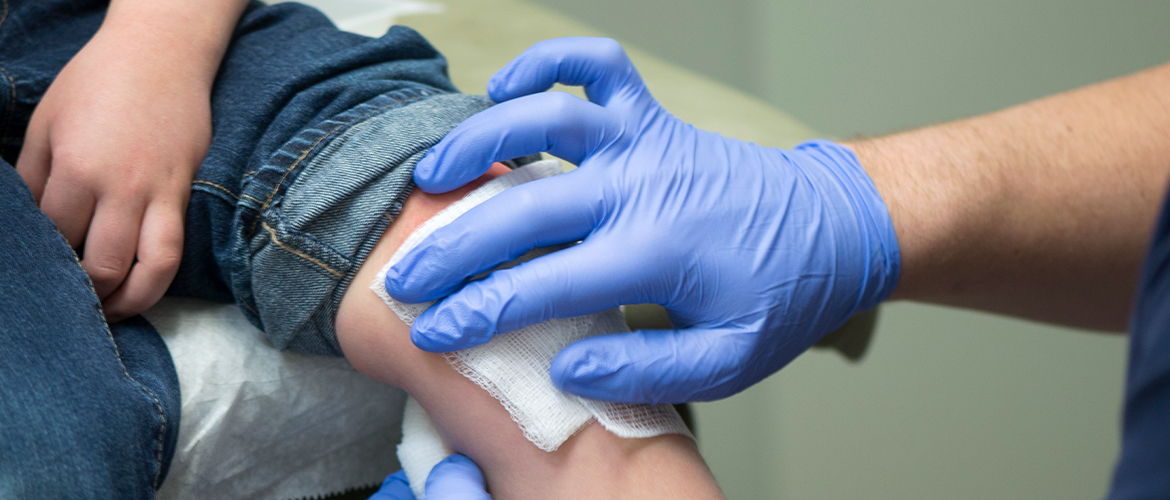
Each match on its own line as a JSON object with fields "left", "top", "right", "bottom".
{"left": 171, "top": 1, "right": 498, "bottom": 355}
{"left": 2, "top": 0, "right": 504, "bottom": 496}
{"left": 0, "top": 160, "right": 181, "bottom": 498}
{"left": 0, "top": 1, "right": 181, "bottom": 498}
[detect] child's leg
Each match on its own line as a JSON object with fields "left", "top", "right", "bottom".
{"left": 0, "top": 2, "right": 181, "bottom": 494}
{"left": 0, "top": 159, "right": 180, "bottom": 498}
{"left": 336, "top": 164, "right": 725, "bottom": 500}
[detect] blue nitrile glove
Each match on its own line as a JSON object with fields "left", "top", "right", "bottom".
{"left": 369, "top": 454, "right": 491, "bottom": 500}
{"left": 385, "top": 37, "right": 901, "bottom": 404}
{"left": 369, "top": 471, "right": 415, "bottom": 499}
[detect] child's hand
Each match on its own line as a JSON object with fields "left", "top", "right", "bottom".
{"left": 16, "top": 21, "right": 214, "bottom": 322}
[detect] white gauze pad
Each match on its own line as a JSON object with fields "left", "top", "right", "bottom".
{"left": 372, "top": 160, "right": 691, "bottom": 452}
{"left": 397, "top": 396, "right": 452, "bottom": 500}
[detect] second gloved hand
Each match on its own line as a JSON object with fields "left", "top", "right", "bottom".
{"left": 370, "top": 454, "right": 491, "bottom": 500}
{"left": 385, "top": 37, "right": 901, "bottom": 403}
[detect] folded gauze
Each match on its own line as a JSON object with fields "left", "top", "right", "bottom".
{"left": 372, "top": 159, "right": 691, "bottom": 453}
{"left": 397, "top": 396, "right": 452, "bottom": 500}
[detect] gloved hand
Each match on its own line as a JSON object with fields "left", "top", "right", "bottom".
{"left": 369, "top": 454, "right": 491, "bottom": 500}
{"left": 385, "top": 37, "right": 901, "bottom": 403}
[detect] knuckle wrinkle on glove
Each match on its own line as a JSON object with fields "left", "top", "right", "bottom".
{"left": 594, "top": 38, "right": 626, "bottom": 64}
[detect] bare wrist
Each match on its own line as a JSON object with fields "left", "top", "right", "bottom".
{"left": 100, "top": 0, "right": 248, "bottom": 86}
{"left": 845, "top": 131, "right": 992, "bottom": 302}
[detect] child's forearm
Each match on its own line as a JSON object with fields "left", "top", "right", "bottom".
{"left": 15, "top": 0, "right": 251, "bottom": 320}
{"left": 336, "top": 165, "right": 725, "bottom": 499}
{"left": 101, "top": 0, "right": 249, "bottom": 88}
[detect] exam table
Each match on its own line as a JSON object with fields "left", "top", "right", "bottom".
{"left": 148, "top": 1, "right": 876, "bottom": 498}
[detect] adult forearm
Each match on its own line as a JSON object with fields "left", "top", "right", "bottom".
{"left": 101, "top": 0, "right": 249, "bottom": 88}
{"left": 850, "top": 62, "right": 1170, "bottom": 331}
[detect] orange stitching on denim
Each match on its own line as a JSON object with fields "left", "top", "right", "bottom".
{"left": 233, "top": 288, "right": 259, "bottom": 316}
{"left": 240, "top": 193, "right": 263, "bottom": 203}
{"left": 245, "top": 93, "right": 435, "bottom": 242}
{"left": 247, "top": 126, "right": 340, "bottom": 235}
{"left": 193, "top": 180, "right": 239, "bottom": 199}
{"left": 251, "top": 93, "right": 433, "bottom": 234}
{"left": 258, "top": 127, "right": 342, "bottom": 212}
{"left": 117, "top": 330, "right": 168, "bottom": 489}
{"left": 67, "top": 249, "right": 167, "bottom": 486}
{"left": 0, "top": 0, "right": 9, "bottom": 29}
{"left": 261, "top": 221, "right": 343, "bottom": 277}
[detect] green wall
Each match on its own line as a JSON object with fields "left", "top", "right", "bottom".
{"left": 523, "top": 1, "right": 1168, "bottom": 498}
{"left": 691, "top": 304, "right": 1126, "bottom": 499}
{"left": 527, "top": 0, "right": 1170, "bottom": 138}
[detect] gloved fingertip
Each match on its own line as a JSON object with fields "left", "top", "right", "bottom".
{"left": 409, "top": 316, "right": 484, "bottom": 353}
{"left": 485, "top": 75, "right": 504, "bottom": 102}
{"left": 383, "top": 266, "right": 405, "bottom": 296}
{"left": 383, "top": 264, "right": 427, "bottom": 304}
{"left": 434, "top": 453, "right": 480, "bottom": 472}
{"left": 410, "top": 323, "right": 454, "bottom": 353}
{"left": 369, "top": 470, "right": 414, "bottom": 499}
{"left": 414, "top": 149, "right": 474, "bottom": 195}
{"left": 547, "top": 350, "right": 580, "bottom": 388}
{"left": 426, "top": 454, "right": 489, "bottom": 499}
{"left": 553, "top": 374, "right": 622, "bottom": 402}
{"left": 487, "top": 58, "right": 525, "bottom": 102}
{"left": 549, "top": 345, "right": 623, "bottom": 398}
{"left": 384, "top": 470, "right": 410, "bottom": 486}
{"left": 412, "top": 149, "right": 440, "bottom": 192}
{"left": 411, "top": 299, "right": 503, "bottom": 352}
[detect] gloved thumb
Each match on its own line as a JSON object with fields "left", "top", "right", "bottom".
{"left": 488, "top": 37, "right": 647, "bottom": 108}
{"left": 549, "top": 327, "right": 755, "bottom": 404}
{"left": 368, "top": 470, "right": 415, "bottom": 499}
{"left": 413, "top": 91, "right": 619, "bottom": 193}
{"left": 424, "top": 454, "right": 492, "bottom": 500}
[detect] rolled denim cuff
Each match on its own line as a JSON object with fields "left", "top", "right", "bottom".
{"left": 233, "top": 91, "right": 493, "bottom": 355}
